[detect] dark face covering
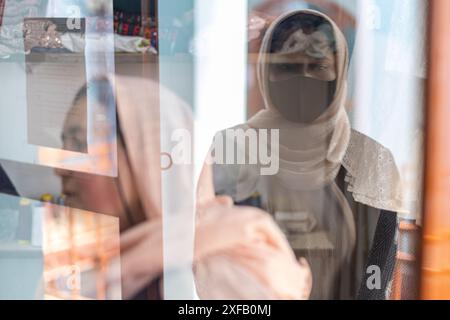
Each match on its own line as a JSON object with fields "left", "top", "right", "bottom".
{"left": 267, "top": 13, "right": 338, "bottom": 124}
{"left": 268, "top": 73, "right": 336, "bottom": 123}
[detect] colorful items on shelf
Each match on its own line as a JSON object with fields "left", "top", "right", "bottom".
{"left": 113, "top": 10, "right": 158, "bottom": 48}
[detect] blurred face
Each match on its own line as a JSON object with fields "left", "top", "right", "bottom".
{"left": 55, "top": 165, "right": 123, "bottom": 220}
{"left": 268, "top": 28, "right": 337, "bottom": 123}
{"left": 55, "top": 97, "right": 143, "bottom": 231}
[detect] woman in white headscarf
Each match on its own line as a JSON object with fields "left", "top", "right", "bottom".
{"left": 205, "top": 10, "right": 405, "bottom": 299}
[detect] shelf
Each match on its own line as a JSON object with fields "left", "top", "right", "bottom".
{"left": 0, "top": 242, "right": 42, "bottom": 258}
{"left": 1, "top": 51, "right": 158, "bottom": 64}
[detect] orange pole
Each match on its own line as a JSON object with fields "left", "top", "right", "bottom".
{"left": 421, "top": 0, "right": 450, "bottom": 300}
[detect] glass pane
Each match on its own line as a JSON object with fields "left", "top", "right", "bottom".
{"left": 0, "top": 0, "right": 429, "bottom": 301}
{"left": 198, "top": 0, "right": 426, "bottom": 299}
{"left": 0, "top": 193, "right": 121, "bottom": 299}
{"left": 0, "top": 0, "right": 118, "bottom": 177}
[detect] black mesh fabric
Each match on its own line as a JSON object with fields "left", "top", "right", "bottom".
{"left": 357, "top": 210, "right": 398, "bottom": 300}
{"left": 0, "top": 164, "right": 18, "bottom": 196}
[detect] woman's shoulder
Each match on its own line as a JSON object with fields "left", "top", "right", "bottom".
{"left": 342, "top": 129, "right": 404, "bottom": 212}
{"left": 344, "top": 129, "right": 399, "bottom": 174}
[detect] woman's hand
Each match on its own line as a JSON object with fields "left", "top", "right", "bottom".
{"left": 194, "top": 202, "right": 313, "bottom": 300}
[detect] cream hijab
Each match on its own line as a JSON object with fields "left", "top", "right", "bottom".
{"left": 237, "top": 9, "right": 405, "bottom": 214}
{"left": 110, "top": 75, "right": 312, "bottom": 299}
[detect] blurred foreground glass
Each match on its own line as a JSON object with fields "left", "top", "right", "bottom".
{"left": 0, "top": 0, "right": 429, "bottom": 300}
{"left": 0, "top": 0, "right": 118, "bottom": 177}
{"left": 0, "top": 193, "right": 121, "bottom": 300}
{"left": 231, "top": 0, "right": 426, "bottom": 299}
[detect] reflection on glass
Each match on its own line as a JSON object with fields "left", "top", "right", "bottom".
{"left": 0, "top": 193, "right": 121, "bottom": 300}
{"left": 0, "top": 0, "right": 118, "bottom": 177}
{"left": 25, "top": 18, "right": 88, "bottom": 153}
{"left": 43, "top": 200, "right": 121, "bottom": 300}
{"left": 208, "top": 9, "right": 409, "bottom": 300}
{"left": 0, "top": 0, "right": 430, "bottom": 301}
